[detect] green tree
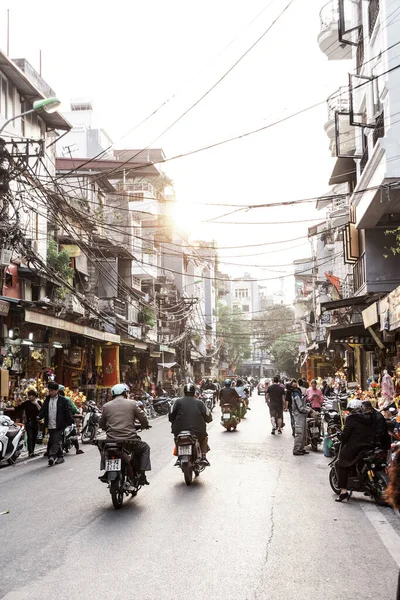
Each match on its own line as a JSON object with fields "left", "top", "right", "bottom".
{"left": 271, "top": 333, "right": 300, "bottom": 376}
{"left": 47, "top": 239, "right": 74, "bottom": 300}
{"left": 217, "top": 304, "right": 252, "bottom": 369}
{"left": 252, "top": 304, "right": 295, "bottom": 350}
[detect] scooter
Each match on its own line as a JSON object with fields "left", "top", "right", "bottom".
{"left": 0, "top": 415, "right": 25, "bottom": 465}
{"left": 174, "top": 430, "right": 207, "bottom": 485}
{"left": 201, "top": 390, "right": 214, "bottom": 412}
{"left": 63, "top": 422, "right": 79, "bottom": 453}
{"left": 81, "top": 401, "right": 101, "bottom": 443}
{"left": 221, "top": 403, "right": 240, "bottom": 432}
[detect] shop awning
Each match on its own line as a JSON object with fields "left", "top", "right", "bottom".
{"left": 328, "top": 156, "right": 356, "bottom": 186}
{"left": 321, "top": 295, "right": 369, "bottom": 311}
{"left": 25, "top": 309, "right": 120, "bottom": 344}
{"left": 157, "top": 362, "right": 179, "bottom": 368}
{"left": 120, "top": 338, "right": 148, "bottom": 350}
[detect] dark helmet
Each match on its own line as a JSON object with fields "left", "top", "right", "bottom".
{"left": 224, "top": 379, "right": 232, "bottom": 387}
{"left": 184, "top": 383, "right": 196, "bottom": 395}
{"left": 236, "top": 379, "right": 243, "bottom": 387}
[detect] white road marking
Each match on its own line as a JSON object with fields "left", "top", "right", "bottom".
{"left": 360, "top": 503, "right": 400, "bottom": 567}
{"left": 1, "top": 593, "right": 28, "bottom": 600}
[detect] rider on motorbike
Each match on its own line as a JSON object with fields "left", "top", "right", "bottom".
{"left": 98, "top": 383, "right": 151, "bottom": 486}
{"left": 219, "top": 379, "right": 241, "bottom": 413}
{"left": 169, "top": 383, "right": 212, "bottom": 465}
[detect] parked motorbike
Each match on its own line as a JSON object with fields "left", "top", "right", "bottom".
{"left": 63, "top": 422, "right": 78, "bottom": 453}
{"left": 152, "top": 396, "right": 171, "bottom": 415}
{"left": 81, "top": 401, "right": 101, "bottom": 443}
{"left": 306, "top": 411, "right": 323, "bottom": 451}
{"left": 175, "top": 430, "right": 207, "bottom": 485}
{"left": 0, "top": 415, "right": 25, "bottom": 465}
{"left": 329, "top": 443, "right": 389, "bottom": 505}
{"left": 221, "top": 403, "right": 239, "bottom": 432}
{"left": 94, "top": 427, "right": 150, "bottom": 509}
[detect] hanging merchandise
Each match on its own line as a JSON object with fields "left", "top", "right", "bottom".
{"left": 381, "top": 369, "right": 394, "bottom": 402}
{"left": 101, "top": 346, "right": 120, "bottom": 387}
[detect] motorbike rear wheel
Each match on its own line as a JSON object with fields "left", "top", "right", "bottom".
{"left": 182, "top": 462, "right": 193, "bottom": 485}
{"left": 110, "top": 479, "right": 124, "bottom": 509}
{"left": 311, "top": 439, "right": 319, "bottom": 451}
{"left": 329, "top": 467, "right": 341, "bottom": 495}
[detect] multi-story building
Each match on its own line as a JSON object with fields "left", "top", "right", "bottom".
{"left": 315, "top": 0, "right": 400, "bottom": 387}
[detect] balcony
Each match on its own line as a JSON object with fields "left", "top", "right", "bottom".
{"left": 317, "top": 1, "right": 351, "bottom": 60}
{"left": 132, "top": 252, "right": 158, "bottom": 280}
{"left": 352, "top": 230, "right": 400, "bottom": 295}
{"left": 325, "top": 86, "right": 350, "bottom": 146}
{"left": 99, "top": 297, "right": 127, "bottom": 319}
{"left": 124, "top": 182, "right": 157, "bottom": 199}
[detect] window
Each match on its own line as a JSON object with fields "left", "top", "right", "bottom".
{"left": 242, "top": 305, "right": 250, "bottom": 312}
{"left": 235, "top": 288, "right": 249, "bottom": 298}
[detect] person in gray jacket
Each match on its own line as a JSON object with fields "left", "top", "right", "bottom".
{"left": 99, "top": 383, "right": 151, "bottom": 485}
{"left": 291, "top": 383, "right": 311, "bottom": 455}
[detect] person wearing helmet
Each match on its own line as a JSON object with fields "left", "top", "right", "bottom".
{"left": 99, "top": 383, "right": 151, "bottom": 486}
{"left": 169, "top": 382, "right": 212, "bottom": 465}
{"left": 219, "top": 379, "right": 241, "bottom": 410}
{"left": 334, "top": 399, "right": 376, "bottom": 502}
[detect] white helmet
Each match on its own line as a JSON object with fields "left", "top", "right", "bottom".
{"left": 111, "top": 383, "right": 129, "bottom": 397}
{"left": 347, "top": 399, "right": 363, "bottom": 410}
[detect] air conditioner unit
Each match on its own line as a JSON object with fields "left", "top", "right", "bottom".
{"left": 0, "top": 248, "right": 12, "bottom": 266}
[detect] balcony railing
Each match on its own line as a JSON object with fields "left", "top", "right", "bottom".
{"left": 356, "top": 27, "right": 365, "bottom": 74}
{"left": 124, "top": 182, "right": 157, "bottom": 198}
{"left": 353, "top": 253, "right": 366, "bottom": 294}
{"left": 341, "top": 273, "right": 354, "bottom": 299}
{"left": 373, "top": 111, "right": 385, "bottom": 146}
{"left": 369, "top": 0, "right": 380, "bottom": 36}
{"left": 327, "top": 86, "right": 350, "bottom": 121}
{"left": 319, "top": 0, "right": 338, "bottom": 31}
{"left": 360, "top": 144, "right": 369, "bottom": 174}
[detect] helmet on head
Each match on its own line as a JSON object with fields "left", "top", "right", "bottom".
{"left": 236, "top": 379, "right": 243, "bottom": 387}
{"left": 184, "top": 383, "right": 196, "bottom": 395}
{"left": 347, "top": 399, "right": 363, "bottom": 411}
{"left": 111, "top": 383, "right": 129, "bottom": 397}
{"left": 224, "top": 379, "right": 232, "bottom": 387}
{"left": 58, "top": 385, "right": 65, "bottom": 391}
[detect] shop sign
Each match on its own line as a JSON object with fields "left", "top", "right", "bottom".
{"left": 387, "top": 286, "right": 400, "bottom": 331}
{"left": 0, "top": 300, "right": 10, "bottom": 316}
{"left": 362, "top": 303, "right": 378, "bottom": 328}
{"left": 159, "top": 345, "right": 175, "bottom": 354}
{"left": 25, "top": 309, "right": 120, "bottom": 344}
{"left": 128, "top": 325, "right": 141, "bottom": 339}
{"left": 61, "top": 244, "right": 81, "bottom": 258}
{"left": 101, "top": 345, "right": 119, "bottom": 387}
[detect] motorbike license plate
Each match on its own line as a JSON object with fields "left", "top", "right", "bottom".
{"left": 311, "top": 427, "right": 320, "bottom": 433}
{"left": 105, "top": 458, "right": 121, "bottom": 471}
{"left": 223, "top": 414, "right": 231, "bottom": 420}
{"left": 178, "top": 446, "right": 192, "bottom": 455}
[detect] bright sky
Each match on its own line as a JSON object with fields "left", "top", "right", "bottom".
{"left": 1, "top": 0, "right": 351, "bottom": 300}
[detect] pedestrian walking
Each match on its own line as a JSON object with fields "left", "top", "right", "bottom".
{"left": 38, "top": 382, "right": 73, "bottom": 467}
{"left": 12, "top": 390, "right": 42, "bottom": 457}
{"left": 291, "top": 383, "right": 311, "bottom": 455}
{"left": 266, "top": 376, "right": 286, "bottom": 434}
{"left": 285, "top": 379, "right": 297, "bottom": 437}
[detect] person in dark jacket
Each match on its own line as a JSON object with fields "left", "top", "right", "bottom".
{"left": 335, "top": 401, "right": 375, "bottom": 502}
{"left": 38, "top": 382, "right": 73, "bottom": 467}
{"left": 169, "top": 383, "right": 212, "bottom": 465}
{"left": 362, "top": 400, "right": 391, "bottom": 450}
{"left": 11, "top": 390, "right": 42, "bottom": 457}
{"left": 219, "top": 379, "right": 241, "bottom": 411}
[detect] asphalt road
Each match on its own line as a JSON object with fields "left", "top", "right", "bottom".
{"left": 0, "top": 393, "right": 399, "bottom": 600}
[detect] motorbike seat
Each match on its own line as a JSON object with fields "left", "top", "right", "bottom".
{"left": 6, "top": 427, "right": 20, "bottom": 440}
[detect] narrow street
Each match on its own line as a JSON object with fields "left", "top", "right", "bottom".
{"left": 0, "top": 393, "right": 399, "bottom": 600}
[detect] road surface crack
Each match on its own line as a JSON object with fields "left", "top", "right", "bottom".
{"left": 264, "top": 467, "right": 281, "bottom": 565}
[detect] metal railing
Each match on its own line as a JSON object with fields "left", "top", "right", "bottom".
{"left": 369, "top": 0, "right": 380, "bottom": 36}
{"left": 341, "top": 274, "right": 354, "bottom": 299}
{"left": 373, "top": 111, "right": 385, "bottom": 146}
{"left": 356, "top": 26, "right": 365, "bottom": 74}
{"left": 327, "top": 86, "right": 350, "bottom": 121}
{"left": 319, "top": 0, "right": 339, "bottom": 30}
{"left": 124, "top": 182, "right": 157, "bottom": 198}
{"left": 353, "top": 253, "right": 366, "bottom": 294}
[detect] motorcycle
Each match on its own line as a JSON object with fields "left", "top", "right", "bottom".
{"left": 0, "top": 415, "right": 25, "bottom": 465}
{"left": 175, "top": 430, "right": 207, "bottom": 485}
{"left": 95, "top": 427, "right": 150, "bottom": 509}
{"left": 63, "top": 422, "right": 78, "bottom": 453}
{"left": 221, "top": 403, "right": 240, "bottom": 432}
{"left": 306, "top": 410, "right": 323, "bottom": 451}
{"left": 329, "top": 443, "right": 389, "bottom": 505}
{"left": 81, "top": 401, "right": 101, "bottom": 443}
{"left": 201, "top": 390, "right": 214, "bottom": 412}
{"left": 152, "top": 396, "right": 171, "bottom": 415}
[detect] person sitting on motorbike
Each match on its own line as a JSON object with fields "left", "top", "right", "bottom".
{"left": 98, "top": 383, "right": 151, "bottom": 487}
{"left": 155, "top": 381, "right": 165, "bottom": 397}
{"left": 169, "top": 383, "right": 212, "bottom": 466}
{"left": 335, "top": 399, "right": 376, "bottom": 502}
{"left": 219, "top": 379, "right": 241, "bottom": 415}
{"left": 362, "top": 400, "right": 391, "bottom": 451}
{"left": 203, "top": 378, "right": 215, "bottom": 392}
{"left": 235, "top": 379, "right": 250, "bottom": 409}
